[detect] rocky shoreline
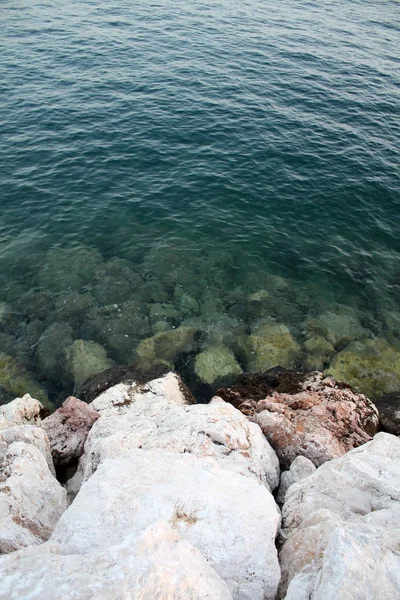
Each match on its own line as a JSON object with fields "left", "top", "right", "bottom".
{"left": 0, "top": 369, "right": 399, "bottom": 599}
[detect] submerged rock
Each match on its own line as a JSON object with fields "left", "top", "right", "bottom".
{"left": 218, "top": 369, "right": 379, "bottom": 468}
{"left": 327, "top": 337, "right": 400, "bottom": 399}
{"left": 36, "top": 322, "right": 74, "bottom": 384}
{"left": 245, "top": 323, "right": 302, "bottom": 372}
{"left": 0, "top": 354, "right": 50, "bottom": 409}
{"left": 41, "top": 396, "right": 100, "bottom": 466}
{"left": 39, "top": 245, "right": 103, "bottom": 292}
{"left": 65, "top": 340, "right": 114, "bottom": 387}
{"left": 373, "top": 392, "right": 400, "bottom": 435}
{"left": 279, "top": 433, "right": 400, "bottom": 600}
{"left": 306, "top": 304, "right": 367, "bottom": 349}
{"left": 135, "top": 326, "right": 199, "bottom": 368}
{"left": 302, "top": 335, "right": 335, "bottom": 371}
{"left": 194, "top": 345, "right": 242, "bottom": 386}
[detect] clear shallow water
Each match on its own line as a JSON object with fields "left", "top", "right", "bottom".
{"left": 1, "top": 0, "right": 400, "bottom": 405}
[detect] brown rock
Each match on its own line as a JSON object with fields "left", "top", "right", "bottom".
{"left": 41, "top": 397, "right": 99, "bottom": 466}
{"left": 217, "top": 369, "right": 379, "bottom": 468}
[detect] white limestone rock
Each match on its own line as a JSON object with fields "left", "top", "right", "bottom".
{"left": 59, "top": 450, "right": 281, "bottom": 600}
{"left": 0, "top": 394, "right": 43, "bottom": 427}
{"left": 276, "top": 455, "right": 316, "bottom": 504}
{"left": 0, "top": 521, "right": 232, "bottom": 600}
{"left": 67, "top": 375, "right": 279, "bottom": 496}
{"left": 279, "top": 432, "right": 400, "bottom": 599}
{"left": 0, "top": 424, "right": 55, "bottom": 475}
{"left": 0, "top": 442, "right": 67, "bottom": 553}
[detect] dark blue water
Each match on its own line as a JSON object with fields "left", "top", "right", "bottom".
{"left": 1, "top": 0, "right": 400, "bottom": 405}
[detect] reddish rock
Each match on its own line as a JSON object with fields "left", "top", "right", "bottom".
{"left": 217, "top": 368, "right": 379, "bottom": 468}
{"left": 41, "top": 397, "right": 99, "bottom": 466}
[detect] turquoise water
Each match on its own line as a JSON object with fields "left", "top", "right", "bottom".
{"left": 1, "top": 0, "right": 400, "bottom": 404}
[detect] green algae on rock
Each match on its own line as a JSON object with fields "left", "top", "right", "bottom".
{"left": 327, "top": 338, "right": 400, "bottom": 399}
{"left": 0, "top": 354, "right": 50, "bottom": 408}
{"left": 136, "top": 327, "right": 199, "bottom": 368}
{"left": 194, "top": 345, "right": 242, "bottom": 386}
{"left": 246, "top": 323, "right": 303, "bottom": 372}
{"left": 65, "top": 340, "right": 114, "bottom": 387}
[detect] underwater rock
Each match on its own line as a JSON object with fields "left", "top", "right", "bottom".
{"left": 0, "top": 355, "right": 50, "bottom": 409}
{"left": 148, "top": 302, "right": 180, "bottom": 325}
{"left": 13, "top": 290, "right": 55, "bottom": 321}
{"left": 0, "top": 302, "right": 8, "bottom": 325}
{"left": 367, "top": 392, "right": 400, "bottom": 436}
{"left": 245, "top": 322, "right": 302, "bottom": 372}
{"left": 247, "top": 289, "right": 271, "bottom": 318}
{"left": 279, "top": 433, "right": 400, "bottom": 600}
{"left": 82, "top": 301, "right": 151, "bottom": 363}
{"left": 0, "top": 441, "right": 67, "bottom": 554}
{"left": 0, "top": 522, "right": 232, "bottom": 600}
{"left": 175, "top": 291, "right": 200, "bottom": 317}
{"left": 55, "top": 292, "right": 94, "bottom": 327}
{"left": 93, "top": 257, "right": 142, "bottom": 305}
{"left": 136, "top": 326, "right": 199, "bottom": 368}
{"left": 306, "top": 304, "right": 367, "bottom": 349}
{"left": 327, "top": 337, "right": 400, "bottom": 399}
{"left": 65, "top": 340, "right": 114, "bottom": 387}
{"left": 303, "top": 335, "right": 335, "bottom": 371}
{"left": 276, "top": 455, "right": 316, "bottom": 504}
{"left": 218, "top": 369, "right": 379, "bottom": 468}
{"left": 38, "top": 245, "right": 103, "bottom": 292}
{"left": 36, "top": 322, "right": 74, "bottom": 383}
{"left": 194, "top": 345, "right": 242, "bottom": 386}
{"left": 41, "top": 396, "right": 100, "bottom": 467}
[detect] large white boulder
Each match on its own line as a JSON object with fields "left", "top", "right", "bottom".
{"left": 0, "top": 442, "right": 67, "bottom": 553}
{"left": 60, "top": 449, "right": 281, "bottom": 600}
{"left": 68, "top": 374, "right": 279, "bottom": 496}
{"left": 0, "top": 521, "right": 232, "bottom": 600}
{"left": 279, "top": 432, "right": 400, "bottom": 599}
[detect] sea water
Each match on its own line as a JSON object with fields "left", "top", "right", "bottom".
{"left": 1, "top": 0, "right": 399, "bottom": 405}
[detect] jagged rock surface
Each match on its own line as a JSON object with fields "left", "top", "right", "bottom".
{"left": 0, "top": 521, "right": 232, "bottom": 600}
{"left": 218, "top": 369, "right": 379, "bottom": 467}
{"left": 41, "top": 396, "right": 99, "bottom": 466}
{"left": 68, "top": 373, "right": 279, "bottom": 496}
{"left": 278, "top": 432, "right": 400, "bottom": 600}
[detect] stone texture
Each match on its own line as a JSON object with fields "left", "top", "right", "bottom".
{"left": 373, "top": 392, "right": 400, "bottom": 435}
{"left": 0, "top": 425, "right": 54, "bottom": 475}
{"left": 135, "top": 326, "right": 199, "bottom": 368}
{"left": 0, "top": 521, "right": 232, "bottom": 600}
{"left": 245, "top": 323, "right": 302, "bottom": 372}
{"left": 67, "top": 374, "right": 279, "bottom": 496}
{"left": 0, "top": 394, "right": 44, "bottom": 426}
{"left": 276, "top": 455, "right": 316, "bottom": 504}
{"left": 65, "top": 339, "right": 114, "bottom": 386}
{"left": 218, "top": 369, "right": 379, "bottom": 468}
{"left": 327, "top": 337, "right": 400, "bottom": 399}
{"left": 306, "top": 304, "right": 367, "bottom": 348}
{"left": 41, "top": 396, "right": 100, "bottom": 466}
{"left": 0, "top": 355, "right": 50, "bottom": 408}
{"left": 0, "top": 441, "right": 67, "bottom": 554}
{"left": 194, "top": 345, "right": 242, "bottom": 385}
{"left": 278, "top": 432, "right": 400, "bottom": 600}
{"left": 63, "top": 450, "right": 281, "bottom": 600}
